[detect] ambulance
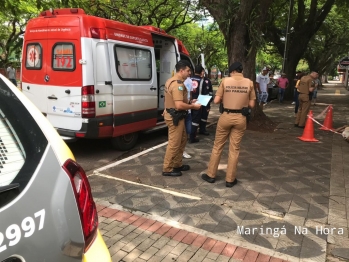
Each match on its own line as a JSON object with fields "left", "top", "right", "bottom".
{"left": 21, "top": 8, "right": 196, "bottom": 150}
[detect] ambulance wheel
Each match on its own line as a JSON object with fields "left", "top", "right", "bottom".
{"left": 112, "top": 132, "right": 139, "bottom": 151}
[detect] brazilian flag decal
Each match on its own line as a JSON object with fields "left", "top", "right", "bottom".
{"left": 99, "top": 101, "right": 106, "bottom": 108}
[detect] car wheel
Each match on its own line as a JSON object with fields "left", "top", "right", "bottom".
{"left": 111, "top": 132, "right": 139, "bottom": 151}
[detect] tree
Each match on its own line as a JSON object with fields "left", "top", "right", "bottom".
{"left": 199, "top": 0, "right": 274, "bottom": 125}
{"left": 303, "top": 7, "right": 349, "bottom": 81}
{"left": 171, "top": 21, "right": 228, "bottom": 76}
{"left": 200, "top": 0, "right": 273, "bottom": 79}
{"left": 1, "top": 0, "right": 206, "bottom": 68}
{"left": 264, "top": 0, "right": 347, "bottom": 98}
{"left": 0, "top": 0, "right": 41, "bottom": 68}
{"left": 86, "top": 0, "right": 205, "bottom": 33}
{"left": 256, "top": 45, "right": 283, "bottom": 74}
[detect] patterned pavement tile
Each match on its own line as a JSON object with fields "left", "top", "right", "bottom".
{"left": 90, "top": 84, "right": 349, "bottom": 262}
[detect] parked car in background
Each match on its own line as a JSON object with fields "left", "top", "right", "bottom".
{"left": 0, "top": 74, "right": 111, "bottom": 262}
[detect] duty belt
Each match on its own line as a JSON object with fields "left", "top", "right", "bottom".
{"left": 223, "top": 109, "right": 242, "bottom": 113}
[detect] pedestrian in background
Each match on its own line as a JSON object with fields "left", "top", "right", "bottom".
{"left": 292, "top": 71, "right": 302, "bottom": 105}
{"left": 201, "top": 62, "right": 256, "bottom": 187}
{"left": 256, "top": 67, "right": 269, "bottom": 107}
{"left": 162, "top": 60, "right": 201, "bottom": 177}
{"left": 199, "top": 75, "right": 213, "bottom": 136}
{"left": 294, "top": 72, "right": 304, "bottom": 116}
{"left": 311, "top": 78, "right": 321, "bottom": 105}
{"left": 295, "top": 70, "right": 318, "bottom": 128}
{"left": 276, "top": 73, "right": 289, "bottom": 103}
{"left": 189, "top": 65, "right": 207, "bottom": 143}
{"left": 267, "top": 73, "right": 276, "bottom": 102}
{"left": 183, "top": 73, "right": 193, "bottom": 159}
{"left": 6, "top": 63, "right": 17, "bottom": 87}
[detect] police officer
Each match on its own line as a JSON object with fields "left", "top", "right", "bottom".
{"left": 295, "top": 70, "right": 318, "bottom": 128}
{"left": 199, "top": 76, "right": 213, "bottom": 135}
{"left": 163, "top": 60, "right": 201, "bottom": 177}
{"left": 201, "top": 62, "right": 256, "bottom": 187}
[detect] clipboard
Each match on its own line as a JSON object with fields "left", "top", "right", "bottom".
{"left": 195, "top": 95, "right": 212, "bottom": 106}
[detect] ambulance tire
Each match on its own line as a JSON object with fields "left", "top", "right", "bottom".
{"left": 112, "top": 132, "right": 139, "bottom": 151}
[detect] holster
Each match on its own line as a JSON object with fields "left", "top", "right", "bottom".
{"left": 219, "top": 103, "right": 224, "bottom": 114}
{"left": 242, "top": 107, "right": 251, "bottom": 123}
{"left": 166, "top": 108, "right": 187, "bottom": 126}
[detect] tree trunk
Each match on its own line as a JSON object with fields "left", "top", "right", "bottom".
{"left": 201, "top": 0, "right": 274, "bottom": 127}
{"left": 264, "top": 0, "right": 336, "bottom": 100}
{"left": 323, "top": 75, "right": 328, "bottom": 83}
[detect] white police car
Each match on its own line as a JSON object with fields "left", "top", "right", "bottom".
{"left": 0, "top": 74, "right": 111, "bottom": 261}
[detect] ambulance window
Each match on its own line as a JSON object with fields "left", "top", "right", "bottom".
{"left": 115, "top": 46, "right": 152, "bottom": 80}
{"left": 52, "top": 43, "right": 75, "bottom": 71}
{"left": 25, "top": 43, "right": 42, "bottom": 70}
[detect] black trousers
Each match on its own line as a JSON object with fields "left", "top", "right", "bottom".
{"left": 190, "top": 106, "right": 210, "bottom": 140}
{"left": 190, "top": 109, "right": 200, "bottom": 141}
{"left": 199, "top": 106, "right": 209, "bottom": 133}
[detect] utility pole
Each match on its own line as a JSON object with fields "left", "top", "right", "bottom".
{"left": 282, "top": 0, "right": 294, "bottom": 73}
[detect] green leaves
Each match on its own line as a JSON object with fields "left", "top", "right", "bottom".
{"left": 172, "top": 21, "right": 227, "bottom": 72}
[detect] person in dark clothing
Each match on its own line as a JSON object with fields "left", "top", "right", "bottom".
{"left": 189, "top": 65, "right": 204, "bottom": 143}
{"left": 199, "top": 76, "right": 213, "bottom": 135}
{"left": 294, "top": 72, "right": 304, "bottom": 116}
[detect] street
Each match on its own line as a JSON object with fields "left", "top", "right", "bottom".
{"left": 68, "top": 128, "right": 169, "bottom": 174}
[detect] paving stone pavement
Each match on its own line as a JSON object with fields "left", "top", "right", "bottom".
{"left": 97, "top": 202, "right": 288, "bottom": 262}
{"left": 90, "top": 82, "right": 349, "bottom": 262}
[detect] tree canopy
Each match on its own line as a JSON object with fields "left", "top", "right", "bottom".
{"left": 303, "top": 6, "right": 349, "bottom": 76}
{"left": 1, "top": 0, "right": 349, "bottom": 82}
{"left": 264, "top": 0, "right": 349, "bottom": 96}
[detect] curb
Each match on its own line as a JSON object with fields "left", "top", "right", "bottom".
{"left": 97, "top": 201, "right": 299, "bottom": 262}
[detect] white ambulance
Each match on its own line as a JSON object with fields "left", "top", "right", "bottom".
{"left": 21, "top": 8, "right": 195, "bottom": 150}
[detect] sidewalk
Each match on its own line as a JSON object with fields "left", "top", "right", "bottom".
{"left": 90, "top": 81, "right": 349, "bottom": 262}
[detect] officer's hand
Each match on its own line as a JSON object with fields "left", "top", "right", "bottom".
{"left": 191, "top": 99, "right": 198, "bottom": 104}
{"left": 192, "top": 103, "right": 201, "bottom": 110}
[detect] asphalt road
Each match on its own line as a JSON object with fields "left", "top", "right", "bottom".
{"left": 67, "top": 127, "right": 168, "bottom": 174}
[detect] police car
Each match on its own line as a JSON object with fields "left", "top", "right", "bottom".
{"left": 0, "top": 74, "right": 111, "bottom": 261}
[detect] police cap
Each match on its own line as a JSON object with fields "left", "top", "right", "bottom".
{"left": 229, "top": 62, "right": 243, "bottom": 73}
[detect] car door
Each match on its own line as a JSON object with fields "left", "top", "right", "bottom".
{"left": 108, "top": 42, "right": 157, "bottom": 135}
{"left": 45, "top": 17, "right": 83, "bottom": 131}
{"left": 21, "top": 19, "right": 49, "bottom": 114}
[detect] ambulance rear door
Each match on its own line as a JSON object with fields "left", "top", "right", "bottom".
{"left": 22, "top": 19, "right": 49, "bottom": 113}
{"left": 108, "top": 41, "right": 157, "bottom": 136}
{"left": 92, "top": 41, "right": 113, "bottom": 122}
{"left": 45, "top": 16, "right": 83, "bottom": 131}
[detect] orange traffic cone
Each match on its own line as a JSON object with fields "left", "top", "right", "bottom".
{"left": 320, "top": 105, "right": 334, "bottom": 131}
{"left": 298, "top": 110, "right": 319, "bottom": 142}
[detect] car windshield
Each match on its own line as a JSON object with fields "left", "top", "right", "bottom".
{"left": 0, "top": 78, "right": 47, "bottom": 206}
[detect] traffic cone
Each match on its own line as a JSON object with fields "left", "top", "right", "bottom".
{"left": 320, "top": 105, "right": 334, "bottom": 131}
{"left": 298, "top": 110, "right": 319, "bottom": 142}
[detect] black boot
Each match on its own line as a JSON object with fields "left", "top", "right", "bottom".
{"left": 189, "top": 126, "right": 199, "bottom": 143}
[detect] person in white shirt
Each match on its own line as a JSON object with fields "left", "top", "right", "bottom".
{"left": 256, "top": 67, "right": 270, "bottom": 106}
{"left": 6, "top": 63, "right": 17, "bottom": 87}
{"left": 183, "top": 75, "right": 193, "bottom": 159}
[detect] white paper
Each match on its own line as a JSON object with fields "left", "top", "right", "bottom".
{"left": 195, "top": 95, "right": 212, "bottom": 107}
